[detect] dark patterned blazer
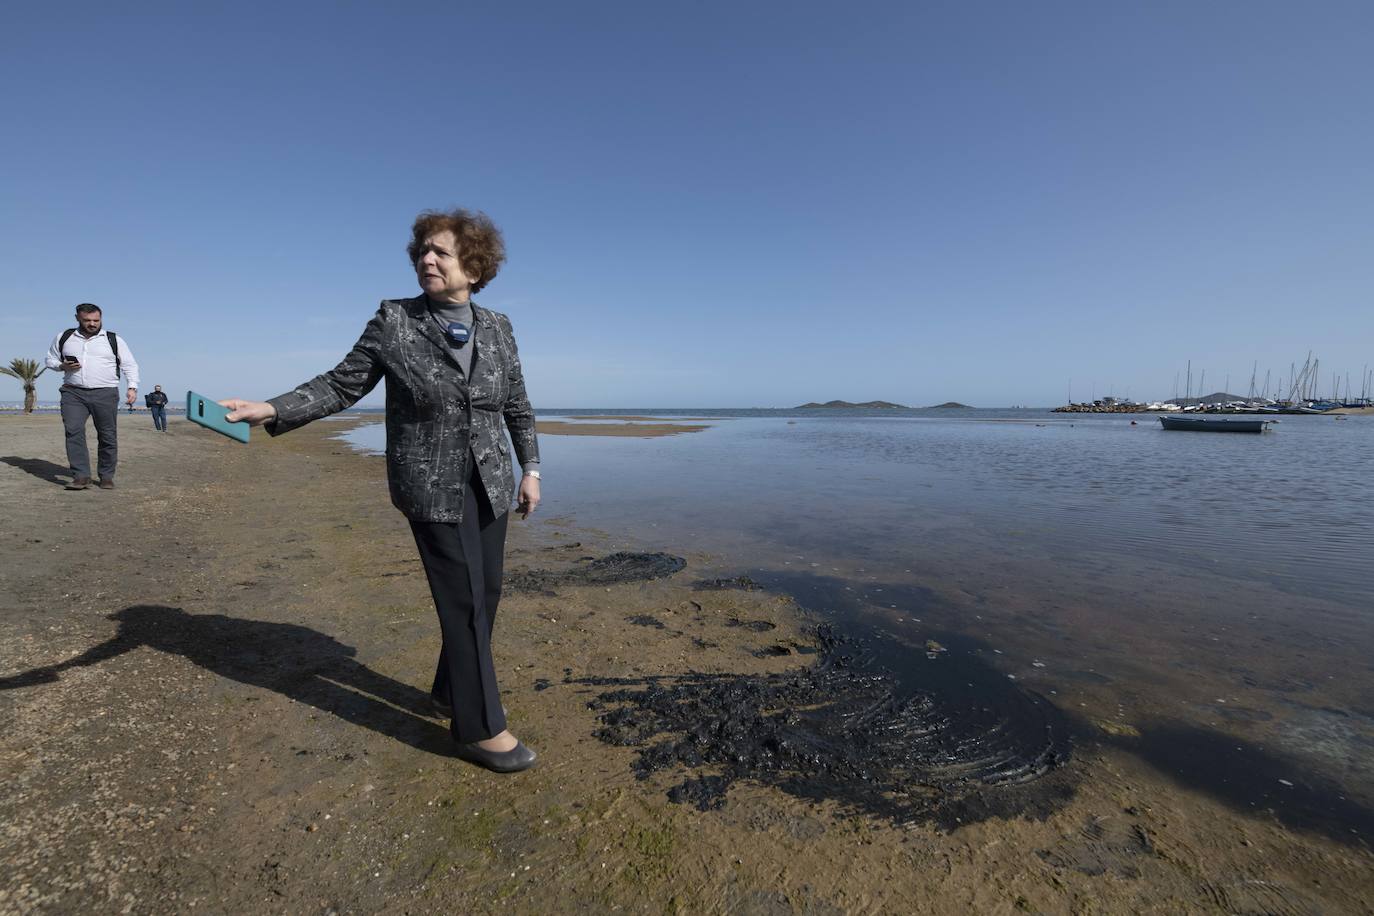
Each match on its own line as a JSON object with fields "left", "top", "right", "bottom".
{"left": 266, "top": 296, "right": 539, "bottom": 522}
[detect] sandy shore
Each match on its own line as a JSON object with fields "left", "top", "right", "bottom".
{"left": 2, "top": 414, "right": 1370, "bottom": 914}
{"left": 537, "top": 420, "right": 710, "bottom": 438}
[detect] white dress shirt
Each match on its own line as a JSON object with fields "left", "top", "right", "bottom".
{"left": 46, "top": 328, "right": 141, "bottom": 391}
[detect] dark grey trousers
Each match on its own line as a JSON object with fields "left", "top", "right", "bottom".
{"left": 60, "top": 385, "right": 120, "bottom": 480}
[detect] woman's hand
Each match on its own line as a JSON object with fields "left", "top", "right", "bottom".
{"left": 219, "top": 399, "right": 278, "bottom": 426}
{"left": 516, "top": 474, "right": 541, "bottom": 519}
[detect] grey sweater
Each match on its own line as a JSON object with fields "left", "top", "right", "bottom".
{"left": 427, "top": 297, "right": 538, "bottom": 474}
{"left": 426, "top": 298, "right": 476, "bottom": 378}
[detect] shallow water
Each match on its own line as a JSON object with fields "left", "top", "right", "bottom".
{"left": 340, "top": 409, "right": 1374, "bottom": 838}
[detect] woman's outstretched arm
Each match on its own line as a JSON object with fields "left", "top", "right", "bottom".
{"left": 223, "top": 306, "right": 387, "bottom": 432}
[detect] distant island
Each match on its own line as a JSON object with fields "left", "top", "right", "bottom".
{"left": 795, "top": 400, "right": 908, "bottom": 409}
{"left": 929, "top": 402, "right": 972, "bottom": 409}
{"left": 1173, "top": 392, "right": 1244, "bottom": 406}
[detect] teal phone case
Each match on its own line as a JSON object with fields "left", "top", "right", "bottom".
{"left": 186, "top": 390, "right": 251, "bottom": 443}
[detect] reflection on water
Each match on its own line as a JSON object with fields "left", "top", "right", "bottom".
{"left": 340, "top": 410, "right": 1374, "bottom": 813}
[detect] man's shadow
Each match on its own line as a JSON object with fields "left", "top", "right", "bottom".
{"left": 1, "top": 605, "right": 453, "bottom": 755}
{"left": 2, "top": 456, "right": 70, "bottom": 485}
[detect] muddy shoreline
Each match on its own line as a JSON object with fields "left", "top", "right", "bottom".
{"left": 3, "top": 414, "right": 1371, "bottom": 914}
{"left": 536, "top": 420, "right": 710, "bottom": 437}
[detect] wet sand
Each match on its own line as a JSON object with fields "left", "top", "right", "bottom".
{"left": 2, "top": 414, "right": 1371, "bottom": 914}
{"left": 537, "top": 420, "right": 709, "bottom": 438}
{"left": 563, "top": 415, "right": 734, "bottom": 422}
{"left": 565, "top": 415, "right": 673, "bottom": 421}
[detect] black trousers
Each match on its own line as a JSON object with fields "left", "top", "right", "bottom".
{"left": 409, "top": 465, "right": 509, "bottom": 743}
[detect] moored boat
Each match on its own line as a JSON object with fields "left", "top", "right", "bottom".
{"left": 1158, "top": 416, "right": 1271, "bottom": 433}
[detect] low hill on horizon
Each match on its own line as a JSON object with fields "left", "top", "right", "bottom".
{"left": 795, "top": 399, "right": 907, "bottom": 409}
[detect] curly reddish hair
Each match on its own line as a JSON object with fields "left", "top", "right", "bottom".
{"left": 406, "top": 209, "right": 506, "bottom": 294}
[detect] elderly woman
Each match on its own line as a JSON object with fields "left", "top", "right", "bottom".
{"left": 223, "top": 209, "right": 541, "bottom": 772}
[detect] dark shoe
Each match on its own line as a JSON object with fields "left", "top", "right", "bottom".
{"left": 98, "top": 478, "right": 115, "bottom": 490}
{"left": 454, "top": 740, "right": 537, "bottom": 773}
{"left": 66, "top": 477, "right": 91, "bottom": 490}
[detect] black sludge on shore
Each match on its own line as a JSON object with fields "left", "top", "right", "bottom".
{"left": 576, "top": 552, "right": 686, "bottom": 583}
{"left": 692, "top": 576, "right": 762, "bottom": 591}
{"left": 584, "top": 625, "right": 1075, "bottom": 829}
{"left": 507, "top": 552, "right": 686, "bottom": 594}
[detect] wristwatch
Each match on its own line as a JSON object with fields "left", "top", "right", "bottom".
{"left": 524, "top": 469, "right": 542, "bottom": 480}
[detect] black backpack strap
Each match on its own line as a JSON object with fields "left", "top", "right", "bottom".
{"left": 107, "top": 332, "right": 121, "bottom": 378}
{"left": 58, "top": 328, "right": 76, "bottom": 356}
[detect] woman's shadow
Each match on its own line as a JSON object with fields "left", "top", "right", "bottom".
{"left": 1, "top": 605, "right": 453, "bottom": 754}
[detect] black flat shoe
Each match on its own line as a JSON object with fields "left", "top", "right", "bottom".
{"left": 454, "top": 740, "right": 537, "bottom": 773}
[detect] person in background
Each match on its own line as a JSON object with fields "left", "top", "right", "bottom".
{"left": 219, "top": 209, "right": 542, "bottom": 773}
{"left": 46, "top": 303, "right": 141, "bottom": 490}
{"left": 145, "top": 385, "right": 169, "bottom": 431}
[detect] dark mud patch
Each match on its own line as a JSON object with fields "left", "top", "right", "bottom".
{"left": 667, "top": 775, "right": 731, "bottom": 809}
{"left": 754, "top": 569, "right": 1374, "bottom": 845}
{"left": 583, "top": 624, "right": 1075, "bottom": 830}
{"left": 694, "top": 576, "right": 762, "bottom": 591}
{"left": 627, "top": 614, "right": 667, "bottom": 629}
{"left": 759, "top": 569, "right": 1374, "bottom": 847}
{"left": 574, "top": 552, "right": 687, "bottom": 583}
{"left": 506, "top": 552, "right": 687, "bottom": 595}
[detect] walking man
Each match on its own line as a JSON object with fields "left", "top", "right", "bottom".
{"left": 45, "top": 303, "right": 141, "bottom": 490}
{"left": 145, "top": 385, "right": 169, "bottom": 431}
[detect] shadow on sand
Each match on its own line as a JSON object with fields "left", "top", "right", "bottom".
{"left": 1, "top": 455, "right": 70, "bottom": 485}
{"left": 0, "top": 604, "right": 453, "bottom": 755}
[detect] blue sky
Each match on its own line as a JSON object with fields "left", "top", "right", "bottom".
{"left": 3, "top": 0, "right": 1372, "bottom": 407}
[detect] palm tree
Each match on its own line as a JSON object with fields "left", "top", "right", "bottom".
{"left": 0, "top": 357, "right": 45, "bottom": 413}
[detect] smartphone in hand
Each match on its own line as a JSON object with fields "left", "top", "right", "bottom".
{"left": 186, "top": 390, "right": 251, "bottom": 443}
